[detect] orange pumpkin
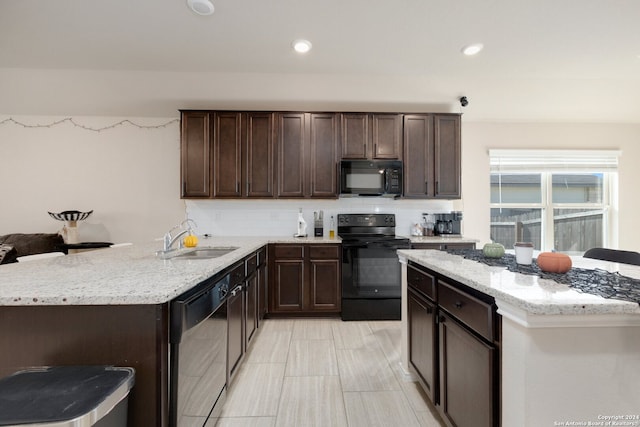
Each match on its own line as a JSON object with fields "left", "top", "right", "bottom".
{"left": 536, "top": 252, "right": 572, "bottom": 273}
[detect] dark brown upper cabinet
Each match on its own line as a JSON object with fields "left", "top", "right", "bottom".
{"left": 340, "top": 113, "right": 402, "bottom": 160}
{"left": 433, "top": 115, "right": 461, "bottom": 199}
{"left": 213, "top": 111, "right": 275, "bottom": 198}
{"left": 276, "top": 113, "right": 306, "bottom": 198}
{"left": 403, "top": 114, "right": 461, "bottom": 199}
{"left": 275, "top": 112, "right": 339, "bottom": 198}
{"left": 212, "top": 112, "right": 243, "bottom": 197}
{"left": 245, "top": 113, "right": 275, "bottom": 197}
{"left": 181, "top": 111, "right": 212, "bottom": 198}
{"left": 309, "top": 113, "right": 339, "bottom": 198}
{"left": 181, "top": 111, "right": 275, "bottom": 199}
{"left": 181, "top": 110, "right": 459, "bottom": 200}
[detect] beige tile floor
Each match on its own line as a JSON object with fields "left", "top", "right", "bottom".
{"left": 217, "top": 318, "right": 445, "bottom": 427}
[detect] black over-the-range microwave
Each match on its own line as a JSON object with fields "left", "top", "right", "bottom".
{"left": 339, "top": 160, "right": 403, "bottom": 197}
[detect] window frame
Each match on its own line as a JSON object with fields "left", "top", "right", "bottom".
{"left": 489, "top": 166, "right": 617, "bottom": 254}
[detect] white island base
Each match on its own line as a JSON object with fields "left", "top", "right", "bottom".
{"left": 500, "top": 304, "right": 640, "bottom": 427}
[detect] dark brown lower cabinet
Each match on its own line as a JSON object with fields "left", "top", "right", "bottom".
{"left": 227, "top": 276, "right": 244, "bottom": 383}
{"left": 308, "top": 245, "right": 341, "bottom": 312}
{"left": 407, "top": 261, "right": 500, "bottom": 427}
{"left": 408, "top": 288, "right": 437, "bottom": 402}
{"left": 245, "top": 269, "right": 258, "bottom": 347}
{"left": 270, "top": 244, "right": 305, "bottom": 312}
{"left": 257, "top": 246, "right": 268, "bottom": 325}
{"left": 228, "top": 249, "right": 265, "bottom": 384}
{"left": 439, "top": 312, "right": 495, "bottom": 427}
{"left": 268, "top": 243, "right": 340, "bottom": 315}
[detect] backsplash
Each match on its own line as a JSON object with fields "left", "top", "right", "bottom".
{"left": 186, "top": 198, "right": 462, "bottom": 238}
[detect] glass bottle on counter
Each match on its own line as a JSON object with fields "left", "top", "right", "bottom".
{"left": 329, "top": 216, "right": 335, "bottom": 239}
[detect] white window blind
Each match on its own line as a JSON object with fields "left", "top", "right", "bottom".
{"left": 489, "top": 149, "right": 620, "bottom": 173}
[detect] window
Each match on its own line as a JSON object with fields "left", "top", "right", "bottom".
{"left": 489, "top": 150, "right": 618, "bottom": 255}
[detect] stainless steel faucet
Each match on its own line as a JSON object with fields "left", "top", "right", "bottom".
{"left": 160, "top": 219, "right": 197, "bottom": 254}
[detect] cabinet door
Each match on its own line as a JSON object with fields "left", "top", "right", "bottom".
{"left": 246, "top": 113, "right": 275, "bottom": 197}
{"left": 276, "top": 113, "right": 306, "bottom": 197}
{"left": 439, "top": 312, "right": 495, "bottom": 427}
{"left": 245, "top": 272, "right": 258, "bottom": 347}
{"left": 403, "top": 114, "right": 433, "bottom": 198}
{"left": 180, "top": 111, "right": 212, "bottom": 198}
{"left": 271, "top": 260, "right": 304, "bottom": 312}
{"left": 433, "top": 115, "right": 461, "bottom": 198}
{"left": 309, "top": 113, "right": 339, "bottom": 198}
{"left": 308, "top": 258, "right": 341, "bottom": 311}
{"left": 307, "top": 245, "right": 341, "bottom": 312}
{"left": 227, "top": 287, "right": 244, "bottom": 382}
{"left": 340, "top": 113, "right": 369, "bottom": 159}
{"left": 213, "top": 112, "right": 243, "bottom": 197}
{"left": 257, "top": 262, "right": 267, "bottom": 323}
{"left": 372, "top": 114, "right": 402, "bottom": 159}
{"left": 408, "top": 289, "right": 437, "bottom": 402}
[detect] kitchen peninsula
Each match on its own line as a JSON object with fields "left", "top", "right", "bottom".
{"left": 398, "top": 249, "right": 640, "bottom": 427}
{"left": 0, "top": 236, "right": 335, "bottom": 426}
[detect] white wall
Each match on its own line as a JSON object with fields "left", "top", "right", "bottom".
{"left": 0, "top": 116, "right": 185, "bottom": 243}
{"left": 461, "top": 121, "right": 640, "bottom": 251}
{"left": 2, "top": 115, "right": 638, "bottom": 250}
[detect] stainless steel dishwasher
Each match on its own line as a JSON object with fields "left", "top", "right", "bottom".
{"left": 169, "top": 273, "right": 229, "bottom": 427}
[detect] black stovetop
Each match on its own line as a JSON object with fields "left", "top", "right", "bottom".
{"left": 337, "top": 213, "right": 400, "bottom": 240}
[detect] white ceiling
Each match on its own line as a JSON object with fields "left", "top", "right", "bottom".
{"left": 1, "top": 0, "right": 640, "bottom": 122}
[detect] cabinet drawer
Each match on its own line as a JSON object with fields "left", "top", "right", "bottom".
{"left": 411, "top": 242, "right": 476, "bottom": 250}
{"left": 309, "top": 245, "right": 339, "bottom": 259}
{"left": 274, "top": 245, "right": 304, "bottom": 259}
{"left": 442, "top": 242, "right": 475, "bottom": 250}
{"left": 230, "top": 262, "right": 245, "bottom": 286}
{"left": 257, "top": 246, "right": 267, "bottom": 265}
{"left": 407, "top": 264, "right": 436, "bottom": 301}
{"left": 438, "top": 280, "right": 494, "bottom": 341}
{"left": 246, "top": 253, "right": 258, "bottom": 275}
{"left": 411, "top": 243, "right": 442, "bottom": 250}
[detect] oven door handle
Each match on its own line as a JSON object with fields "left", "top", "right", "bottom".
{"left": 343, "top": 241, "right": 409, "bottom": 249}
{"left": 342, "top": 242, "right": 369, "bottom": 249}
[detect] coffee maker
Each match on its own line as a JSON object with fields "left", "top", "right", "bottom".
{"left": 433, "top": 211, "right": 463, "bottom": 236}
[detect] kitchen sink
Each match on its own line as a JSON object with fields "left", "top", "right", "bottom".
{"left": 174, "top": 247, "right": 239, "bottom": 259}
{"left": 155, "top": 246, "right": 240, "bottom": 260}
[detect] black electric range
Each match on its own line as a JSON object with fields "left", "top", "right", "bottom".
{"left": 338, "top": 213, "right": 411, "bottom": 320}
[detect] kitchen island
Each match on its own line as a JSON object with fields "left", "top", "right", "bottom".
{"left": 398, "top": 249, "right": 640, "bottom": 427}
{"left": 0, "top": 235, "right": 337, "bottom": 426}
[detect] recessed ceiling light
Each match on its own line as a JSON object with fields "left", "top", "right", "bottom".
{"left": 292, "top": 39, "right": 312, "bottom": 54}
{"left": 461, "top": 43, "right": 484, "bottom": 56}
{"left": 187, "top": 0, "right": 214, "bottom": 16}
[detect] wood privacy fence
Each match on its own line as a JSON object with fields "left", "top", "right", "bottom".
{"left": 490, "top": 209, "right": 603, "bottom": 252}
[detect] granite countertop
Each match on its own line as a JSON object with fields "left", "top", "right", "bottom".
{"left": 398, "top": 249, "right": 640, "bottom": 317}
{"left": 407, "top": 235, "right": 479, "bottom": 244}
{"left": 0, "top": 235, "right": 340, "bottom": 306}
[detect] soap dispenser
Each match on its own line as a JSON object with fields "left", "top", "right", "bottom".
{"left": 329, "top": 215, "right": 335, "bottom": 239}
{"left": 294, "top": 208, "right": 308, "bottom": 237}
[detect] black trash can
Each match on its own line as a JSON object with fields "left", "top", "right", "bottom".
{"left": 0, "top": 366, "right": 135, "bottom": 427}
